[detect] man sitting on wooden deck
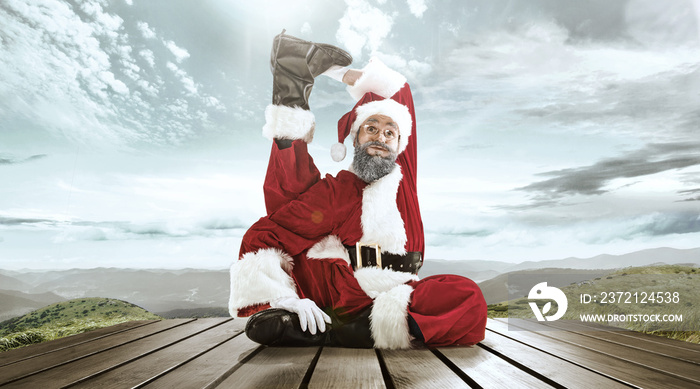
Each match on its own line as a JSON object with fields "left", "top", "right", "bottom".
{"left": 228, "top": 31, "right": 487, "bottom": 349}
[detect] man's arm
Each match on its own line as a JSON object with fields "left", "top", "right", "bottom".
{"left": 342, "top": 69, "right": 362, "bottom": 86}
{"left": 229, "top": 177, "right": 345, "bottom": 318}
{"left": 345, "top": 58, "right": 424, "bottom": 256}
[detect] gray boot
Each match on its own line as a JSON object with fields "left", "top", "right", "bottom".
{"left": 270, "top": 29, "right": 352, "bottom": 110}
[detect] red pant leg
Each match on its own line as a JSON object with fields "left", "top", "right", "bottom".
{"left": 291, "top": 255, "right": 374, "bottom": 318}
{"left": 264, "top": 140, "right": 321, "bottom": 215}
{"left": 408, "top": 274, "right": 487, "bottom": 346}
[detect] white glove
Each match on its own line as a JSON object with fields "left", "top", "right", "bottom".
{"left": 271, "top": 297, "right": 332, "bottom": 335}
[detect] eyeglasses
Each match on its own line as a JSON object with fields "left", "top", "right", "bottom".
{"left": 362, "top": 124, "right": 397, "bottom": 141}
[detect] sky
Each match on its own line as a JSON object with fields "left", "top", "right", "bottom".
{"left": 1, "top": 0, "right": 699, "bottom": 270}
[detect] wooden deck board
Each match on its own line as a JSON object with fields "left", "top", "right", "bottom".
{"left": 437, "top": 345, "right": 557, "bottom": 388}
{"left": 488, "top": 319, "right": 699, "bottom": 389}
{"left": 68, "top": 318, "right": 240, "bottom": 388}
{"left": 380, "top": 348, "right": 470, "bottom": 388}
{"left": 543, "top": 320, "right": 700, "bottom": 363}
{"left": 0, "top": 320, "right": 157, "bottom": 367}
{"left": 562, "top": 320, "right": 700, "bottom": 352}
{"left": 0, "top": 317, "right": 697, "bottom": 388}
{"left": 0, "top": 318, "right": 225, "bottom": 388}
{"left": 309, "top": 347, "right": 386, "bottom": 389}
{"left": 215, "top": 346, "right": 319, "bottom": 388}
{"left": 142, "top": 323, "right": 260, "bottom": 389}
{"left": 500, "top": 318, "right": 700, "bottom": 383}
{"left": 479, "top": 326, "right": 631, "bottom": 388}
{"left": 0, "top": 319, "right": 194, "bottom": 386}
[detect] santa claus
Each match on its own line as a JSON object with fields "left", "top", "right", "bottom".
{"left": 229, "top": 30, "right": 487, "bottom": 349}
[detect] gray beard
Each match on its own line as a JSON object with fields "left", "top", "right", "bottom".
{"left": 351, "top": 141, "right": 397, "bottom": 183}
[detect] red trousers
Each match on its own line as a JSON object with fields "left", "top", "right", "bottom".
{"left": 291, "top": 253, "right": 487, "bottom": 346}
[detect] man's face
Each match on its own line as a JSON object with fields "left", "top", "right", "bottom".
{"left": 351, "top": 114, "right": 400, "bottom": 183}
{"left": 354, "top": 114, "right": 400, "bottom": 158}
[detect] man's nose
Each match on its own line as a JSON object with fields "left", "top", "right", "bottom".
{"left": 371, "top": 130, "right": 387, "bottom": 141}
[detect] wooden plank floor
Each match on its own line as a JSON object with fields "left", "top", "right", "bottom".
{"left": 0, "top": 318, "right": 698, "bottom": 388}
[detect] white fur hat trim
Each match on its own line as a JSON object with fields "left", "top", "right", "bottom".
{"left": 351, "top": 99, "right": 412, "bottom": 156}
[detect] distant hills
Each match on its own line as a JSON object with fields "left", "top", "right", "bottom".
{"left": 0, "top": 246, "right": 697, "bottom": 322}
{"left": 488, "top": 264, "right": 700, "bottom": 339}
{"left": 500, "top": 247, "right": 700, "bottom": 272}
{"left": 0, "top": 297, "right": 161, "bottom": 351}
{"left": 419, "top": 259, "right": 508, "bottom": 283}
{"left": 0, "top": 290, "right": 66, "bottom": 322}
{"left": 0, "top": 273, "right": 30, "bottom": 290}
{"left": 477, "top": 268, "right": 612, "bottom": 305}
{"left": 420, "top": 247, "right": 700, "bottom": 281}
{"left": 0, "top": 268, "right": 229, "bottom": 321}
{"left": 423, "top": 247, "right": 700, "bottom": 304}
{"left": 0, "top": 297, "right": 160, "bottom": 335}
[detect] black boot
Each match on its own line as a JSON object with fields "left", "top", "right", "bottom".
{"left": 326, "top": 308, "right": 374, "bottom": 348}
{"left": 245, "top": 308, "right": 327, "bottom": 347}
{"left": 270, "top": 29, "right": 352, "bottom": 110}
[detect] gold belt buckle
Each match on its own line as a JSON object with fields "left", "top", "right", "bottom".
{"left": 355, "top": 242, "right": 382, "bottom": 269}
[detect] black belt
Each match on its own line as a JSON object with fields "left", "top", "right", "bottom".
{"left": 346, "top": 243, "right": 422, "bottom": 274}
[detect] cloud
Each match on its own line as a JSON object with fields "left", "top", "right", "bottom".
{"left": 167, "top": 62, "right": 199, "bottom": 95}
{"left": 78, "top": 0, "right": 124, "bottom": 42}
{"left": 4, "top": 216, "right": 248, "bottom": 243}
{"left": 0, "top": 154, "right": 48, "bottom": 165}
{"left": 0, "top": 0, "right": 230, "bottom": 149}
{"left": 301, "top": 22, "right": 312, "bottom": 36}
{"left": 137, "top": 21, "right": 156, "bottom": 39}
{"left": 406, "top": 0, "right": 427, "bottom": 18}
{"left": 0, "top": 216, "right": 54, "bottom": 225}
{"left": 164, "top": 40, "right": 190, "bottom": 63}
{"left": 518, "top": 142, "right": 700, "bottom": 200}
{"left": 625, "top": 0, "right": 700, "bottom": 47}
{"left": 99, "top": 70, "right": 129, "bottom": 95}
{"left": 678, "top": 188, "right": 700, "bottom": 202}
{"left": 621, "top": 212, "right": 700, "bottom": 239}
{"left": 138, "top": 49, "right": 156, "bottom": 67}
{"left": 515, "top": 63, "right": 700, "bottom": 141}
{"left": 336, "top": 0, "right": 394, "bottom": 57}
{"left": 378, "top": 53, "right": 433, "bottom": 80}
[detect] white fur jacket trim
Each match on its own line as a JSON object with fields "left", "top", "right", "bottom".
{"left": 370, "top": 284, "right": 414, "bottom": 349}
{"left": 307, "top": 235, "right": 351, "bottom": 265}
{"left": 228, "top": 247, "right": 297, "bottom": 317}
{"left": 354, "top": 267, "right": 419, "bottom": 299}
{"left": 348, "top": 57, "right": 407, "bottom": 101}
{"left": 262, "top": 104, "right": 315, "bottom": 143}
{"left": 359, "top": 164, "right": 407, "bottom": 255}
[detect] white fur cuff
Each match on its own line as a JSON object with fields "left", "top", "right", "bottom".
{"left": 262, "top": 105, "right": 315, "bottom": 143}
{"left": 348, "top": 57, "right": 407, "bottom": 101}
{"left": 228, "top": 247, "right": 298, "bottom": 317}
{"left": 370, "top": 284, "right": 414, "bottom": 349}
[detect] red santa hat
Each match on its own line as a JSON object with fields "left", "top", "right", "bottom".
{"left": 332, "top": 58, "right": 414, "bottom": 162}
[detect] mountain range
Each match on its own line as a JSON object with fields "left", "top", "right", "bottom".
{"left": 1, "top": 246, "right": 698, "bottom": 321}
{"left": 0, "top": 268, "right": 229, "bottom": 321}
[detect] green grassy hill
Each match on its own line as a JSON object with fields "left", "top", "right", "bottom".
{"left": 487, "top": 264, "right": 699, "bottom": 343}
{"left": 0, "top": 297, "right": 161, "bottom": 352}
